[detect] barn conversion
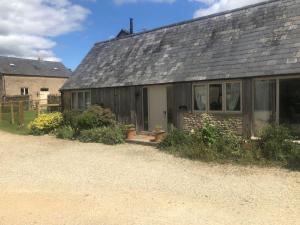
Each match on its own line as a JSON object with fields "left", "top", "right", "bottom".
{"left": 0, "top": 56, "right": 71, "bottom": 102}
{"left": 61, "top": 0, "right": 300, "bottom": 137}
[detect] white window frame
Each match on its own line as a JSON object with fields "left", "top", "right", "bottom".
{"left": 192, "top": 80, "right": 242, "bottom": 113}
{"left": 20, "top": 87, "right": 29, "bottom": 96}
{"left": 71, "top": 90, "right": 91, "bottom": 110}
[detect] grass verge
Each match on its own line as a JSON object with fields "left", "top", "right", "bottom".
{"left": 0, "top": 111, "right": 36, "bottom": 135}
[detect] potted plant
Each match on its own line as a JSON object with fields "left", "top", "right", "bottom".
{"left": 154, "top": 125, "right": 166, "bottom": 142}
{"left": 126, "top": 124, "right": 136, "bottom": 139}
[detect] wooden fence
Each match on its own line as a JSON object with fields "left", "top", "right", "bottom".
{"left": 0, "top": 100, "right": 61, "bottom": 126}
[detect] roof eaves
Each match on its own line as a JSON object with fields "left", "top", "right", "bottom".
{"left": 3, "top": 73, "right": 70, "bottom": 78}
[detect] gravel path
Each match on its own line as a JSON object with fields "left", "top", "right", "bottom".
{"left": 0, "top": 131, "right": 299, "bottom": 225}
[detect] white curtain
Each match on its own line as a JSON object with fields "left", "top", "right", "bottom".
{"left": 194, "top": 86, "right": 207, "bottom": 111}
{"left": 227, "top": 83, "right": 240, "bottom": 111}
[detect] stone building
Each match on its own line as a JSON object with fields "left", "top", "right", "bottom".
{"left": 61, "top": 0, "right": 300, "bottom": 137}
{"left": 0, "top": 56, "right": 71, "bottom": 102}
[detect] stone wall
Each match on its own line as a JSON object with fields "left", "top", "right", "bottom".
{"left": 3, "top": 75, "right": 67, "bottom": 101}
{"left": 181, "top": 112, "right": 243, "bottom": 135}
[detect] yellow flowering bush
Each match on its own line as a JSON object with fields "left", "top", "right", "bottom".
{"left": 28, "top": 112, "right": 63, "bottom": 135}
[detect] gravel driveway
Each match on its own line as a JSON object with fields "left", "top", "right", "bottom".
{"left": 0, "top": 131, "right": 299, "bottom": 225}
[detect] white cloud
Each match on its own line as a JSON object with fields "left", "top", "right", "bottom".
{"left": 192, "top": 0, "right": 265, "bottom": 18}
{"left": 0, "top": 0, "right": 90, "bottom": 61}
{"left": 114, "top": 0, "right": 175, "bottom": 5}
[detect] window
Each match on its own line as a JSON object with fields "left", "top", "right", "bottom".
{"left": 193, "top": 81, "right": 242, "bottom": 113}
{"left": 71, "top": 91, "right": 91, "bottom": 110}
{"left": 78, "top": 92, "right": 84, "bottom": 109}
{"left": 253, "top": 79, "right": 276, "bottom": 135}
{"left": 21, "top": 87, "right": 28, "bottom": 96}
{"left": 209, "top": 84, "right": 222, "bottom": 111}
{"left": 85, "top": 92, "right": 91, "bottom": 108}
{"left": 40, "top": 88, "right": 49, "bottom": 92}
{"left": 72, "top": 92, "right": 77, "bottom": 109}
{"left": 194, "top": 85, "right": 207, "bottom": 111}
{"left": 226, "top": 83, "right": 241, "bottom": 111}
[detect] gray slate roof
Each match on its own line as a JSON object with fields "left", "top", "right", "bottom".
{"left": 62, "top": 0, "right": 300, "bottom": 90}
{"left": 0, "top": 56, "right": 71, "bottom": 78}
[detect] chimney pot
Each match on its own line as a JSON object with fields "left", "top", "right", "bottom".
{"left": 130, "top": 18, "right": 134, "bottom": 34}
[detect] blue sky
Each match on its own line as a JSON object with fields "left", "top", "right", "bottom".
{"left": 53, "top": 0, "right": 204, "bottom": 70}
{"left": 0, "top": 0, "right": 264, "bottom": 70}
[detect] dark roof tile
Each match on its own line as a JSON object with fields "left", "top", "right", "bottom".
{"left": 0, "top": 56, "right": 71, "bottom": 78}
{"left": 62, "top": 0, "right": 300, "bottom": 90}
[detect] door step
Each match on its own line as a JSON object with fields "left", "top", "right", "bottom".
{"left": 125, "top": 134, "right": 159, "bottom": 147}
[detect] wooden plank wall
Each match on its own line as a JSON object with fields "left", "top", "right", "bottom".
{"left": 242, "top": 79, "right": 253, "bottom": 137}
{"left": 173, "top": 83, "right": 193, "bottom": 128}
{"left": 65, "top": 83, "right": 193, "bottom": 131}
{"left": 63, "top": 80, "right": 253, "bottom": 135}
{"left": 0, "top": 76, "right": 3, "bottom": 99}
{"left": 91, "top": 87, "right": 143, "bottom": 131}
{"left": 61, "top": 91, "right": 72, "bottom": 111}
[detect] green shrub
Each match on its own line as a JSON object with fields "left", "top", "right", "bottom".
{"left": 78, "top": 129, "right": 101, "bottom": 143}
{"left": 63, "top": 110, "right": 81, "bottom": 129}
{"left": 257, "top": 124, "right": 295, "bottom": 162}
{"left": 159, "top": 115, "right": 259, "bottom": 164}
{"left": 100, "top": 126, "right": 125, "bottom": 145}
{"left": 28, "top": 112, "right": 63, "bottom": 135}
{"left": 78, "top": 126, "right": 125, "bottom": 145}
{"left": 55, "top": 126, "right": 75, "bottom": 140}
{"left": 287, "top": 146, "right": 300, "bottom": 169}
{"left": 76, "top": 105, "right": 116, "bottom": 130}
{"left": 158, "top": 129, "right": 191, "bottom": 148}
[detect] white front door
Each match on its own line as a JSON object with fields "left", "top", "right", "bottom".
{"left": 148, "top": 85, "right": 167, "bottom": 131}
{"left": 39, "top": 91, "right": 49, "bottom": 105}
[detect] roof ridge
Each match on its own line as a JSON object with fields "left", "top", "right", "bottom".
{"left": 0, "top": 55, "right": 62, "bottom": 64}
{"left": 95, "top": 0, "right": 284, "bottom": 46}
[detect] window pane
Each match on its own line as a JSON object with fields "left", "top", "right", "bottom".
{"left": 280, "top": 79, "right": 300, "bottom": 138}
{"left": 194, "top": 85, "right": 207, "bottom": 111}
{"left": 85, "top": 92, "right": 91, "bottom": 108}
{"left": 72, "top": 92, "right": 77, "bottom": 110}
{"left": 78, "top": 92, "right": 84, "bottom": 110}
{"left": 209, "top": 84, "right": 222, "bottom": 111}
{"left": 226, "top": 83, "right": 241, "bottom": 111}
{"left": 253, "top": 80, "right": 276, "bottom": 136}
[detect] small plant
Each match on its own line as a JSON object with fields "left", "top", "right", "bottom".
{"left": 123, "top": 124, "right": 136, "bottom": 139}
{"left": 28, "top": 112, "right": 63, "bottom": 135}
{"left": 125, "top": 124, "right": 135, "bottom": 129}
{"left": 201, "top": 123, "right": 220, "bottom": 146}
{"left": 78, "top": 126, "right": 125, "bottom": 145}
{"left": 55, "top": 126, "right": 75, "bottom": 140}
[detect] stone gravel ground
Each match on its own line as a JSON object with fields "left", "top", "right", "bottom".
{"left": 0, "top": 130, "right": 299, "bottom": 225}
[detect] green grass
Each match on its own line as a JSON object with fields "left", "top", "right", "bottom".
{"left": 0, "top": 111, "right": 36, "bottom": 135}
